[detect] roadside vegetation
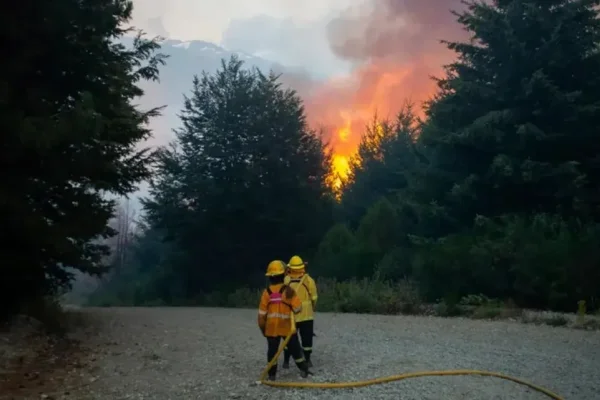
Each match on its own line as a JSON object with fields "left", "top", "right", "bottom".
{"left": 3, "top": 1, "right": 600, "bottom": 335}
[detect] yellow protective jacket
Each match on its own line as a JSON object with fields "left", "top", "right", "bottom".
{"left": 258, "top": 283, "right": 302, "bottom": 337}
{"left": 284, "top": 272, "right": 318, "bottom": 322}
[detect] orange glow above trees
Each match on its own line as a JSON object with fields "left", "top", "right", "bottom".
{"left": 296, "top": 0, "right": 467, "bottom": 192}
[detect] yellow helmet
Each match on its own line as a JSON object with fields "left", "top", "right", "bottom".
{"left": 265, "top": 260, "right": 286, "bottom": 276}
{"left": 287, "top": 255, "right": 306, "bottom": 270}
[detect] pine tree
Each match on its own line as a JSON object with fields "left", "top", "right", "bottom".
{"left": 0, "top": 0, "right": 166, "bottom": 317}
{"left": 144, "top": 56, "right": 333, "bottom": 294}
{"left": 340, "top": 103, "right": 422, "bottom": 227}
{"left": 419, "top": 0, "right": 600, "bottom": 232}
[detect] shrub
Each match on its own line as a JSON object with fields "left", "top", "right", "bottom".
{"left": 522, "top": 312, "right": 570, "bottom": 327}
{"left": 226, "top": 288, "right": 261, "bottom": 308}
{"left": 471, "top": 306, "right": 503, "bottom": 320}
{"left": 375, "top": 247, "right": 413, "bottom": 281}
{"left": 411, "top": 214, "right": 600, "bottom": 312}
{"left": 460, "top": 294, "right": 494, "bottom": 307}
{"left": 315, "top": 278, "right": 422, "bottom": 315}
{"left": 433, "top": 301, "right": 465, "bottom": 317}
{"left": 543, "top": 315, "right": 569, "bottom": 327}
{"left": 313, "top": 223, "right": 360, "bottom": 280}
{"left": 574, "top": 319, "right": 600, "bottom": 330}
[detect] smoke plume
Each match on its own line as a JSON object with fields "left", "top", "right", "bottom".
{"left": 303, "top": 0, "right": 468, "bottom": 166}
{"left": 327, "top": 0, "right": 465, "bottom": 62}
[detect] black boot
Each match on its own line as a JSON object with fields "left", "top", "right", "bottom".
{"left": 298, "top": 361, "right": 312, "bottom": 378}
{"left": 268, "top": 364, "right": 277, "bottom": 380}
{"left": 305, "top": 353, "right": 313, "bottom": 368}
{"left": 282, "top": 349, "right": 290, "bottom": 369}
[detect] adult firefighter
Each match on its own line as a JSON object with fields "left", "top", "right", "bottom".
{"left": 282, "top": 255, "right": 318, "bottom": 369}
{"left": 258, "top": 260, "right": 311, "bottom": 380}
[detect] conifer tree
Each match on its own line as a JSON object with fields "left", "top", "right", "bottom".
{"left": 1, "top": 0, "right": 166, "bottom": 316}
{"left": 419, "top": 0, "right": 600, "bottom": 232}
{"left": 144, "top": 56, "right": 333, "bottom": 293}
{"left": 340, "top": 104, "right": 421, "bottom": 227}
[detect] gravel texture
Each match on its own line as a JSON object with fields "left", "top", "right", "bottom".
{"left": 9, "top": 307, "right": 600, "bottom": 400}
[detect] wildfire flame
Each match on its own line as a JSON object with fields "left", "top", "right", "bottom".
{"left": 301, "top": 0, "right": 467, "bottom": 192}
{"left": 330, "top": 112, "right": 352, "bottom": 189}
{"left": 332, "top": 154, "right": 350, "bottom": 190}
{"left": 306, "top": 64, "right": 434, "bottom": 192}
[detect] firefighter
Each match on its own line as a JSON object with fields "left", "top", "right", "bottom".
{"left": 258, "top": 260, "right": 311, "bottom": 381}
{"left": 282, "top": 255, "right": 318, "bottom": 369}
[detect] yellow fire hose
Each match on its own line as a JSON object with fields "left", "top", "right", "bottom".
{"left": 257, "top": 316, "right": 565, "bottom": 400}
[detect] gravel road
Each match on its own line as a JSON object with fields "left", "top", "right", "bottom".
{"left": 27, "top": 307, "right": 600, "bottom": 399}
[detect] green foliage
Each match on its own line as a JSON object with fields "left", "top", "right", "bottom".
{"left": 470, "top": 299, "right": 523, "bottom": 320}
{"left": 355, "top": 198, "right": 399, "bottom": 256}
{"left": 419, "top": 0, "right": 600, "bottom": 230}
{"left": 375, "top": 247, "right": 412, "bottom": 281}
{"left": 340, "top": 103, "right": 422, "bottom": 227}
{"left": 1, "top": 0, "right": 166, "bottom": 318}
{"left": 411, "top": 213, "right": 600, "bottom": 311}
{"left": 309, "top": 1, "right": 600, "bottom": 315}
{"left": 315, "top": 198, "right": 409, "bottom": 280}
{"left": 543, "top": 315, "right": 569, "bottom": 327}
{"left": 14, "top": 0, "right": 600, "bottom": 322}
{"left": 139, "top": 55, "right": 333, "bottom": 298}
{"left": 575, "top": 319, "right": 600, "bottom": 330}
{"left": 313, "top": 223, "right": 358, "bottom": 279}
{"left": 522, "top": 312, "right": 571, "bottom": 327}
{"left": 470, "top": 306, "right": 503, "bottom": 320}
{"left": 87, "top": 225, "right": 191, "bottom": 306}
{"left": 459, "top": 294, "right": 496, "bottom": 307}
{"left": 309, "top": 278, "right": 422, "bottom": 315}
{"left": 433, "top": 301, "right": 466, "bottom": 318}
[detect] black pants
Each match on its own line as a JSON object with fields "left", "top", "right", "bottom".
{"left": 267, "top": 334, "right": 308, "bottom": 377}
{"left": 284, "top": 319, "right": 314, "bottom": 363}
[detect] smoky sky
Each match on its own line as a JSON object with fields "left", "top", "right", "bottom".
{"left": 221, "top": 14, "right": 352, "bottom": 79}
{"left": 146, "top": 17, "right": 170, "bottom": 38}
{"left": 327, "top": 0, "right": 467, "bottom": 62}
{"left": 299, "top": 0, "right": 471, "bottom": 153}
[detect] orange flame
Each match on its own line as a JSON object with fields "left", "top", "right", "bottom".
{"left": 331, "top": 154, "right": 349, "bottom": 190}
{"left": 330, "top": 112, "right": 352, "bottom": 189}
{"left": 306, "top": 63, "right": 435, "bottom": 191}
{"left": 299, "top": 0, "right": 467, "bottom": 192}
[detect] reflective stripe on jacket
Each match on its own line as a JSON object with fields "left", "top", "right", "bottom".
{"left": 284, "top": 272, "right": 318, "bottom": 322}
{"left": 258, "top": 283, "right": 302, "bottom": 337}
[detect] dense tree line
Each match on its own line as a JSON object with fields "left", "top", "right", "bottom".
{"left": 113, "top": 0, "right": 598, "bottom": 312}
{"left": 1, "top": 0, "right": 166, "bottom": 318}
{"left": 138, "top": 57, "right": 334, "bottom": 299}
{"left": 4, "top": 0, "right": 600, "bottom": 317}
{"left": 317, "top": 0, "right": 600, "bottom": 311}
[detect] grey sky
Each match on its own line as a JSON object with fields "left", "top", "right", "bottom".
{"left": 130, "top": 0, "right": 357, "bottom": 77}
{"left": 131, "top": 0, "right": 354, "bottom": 42}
